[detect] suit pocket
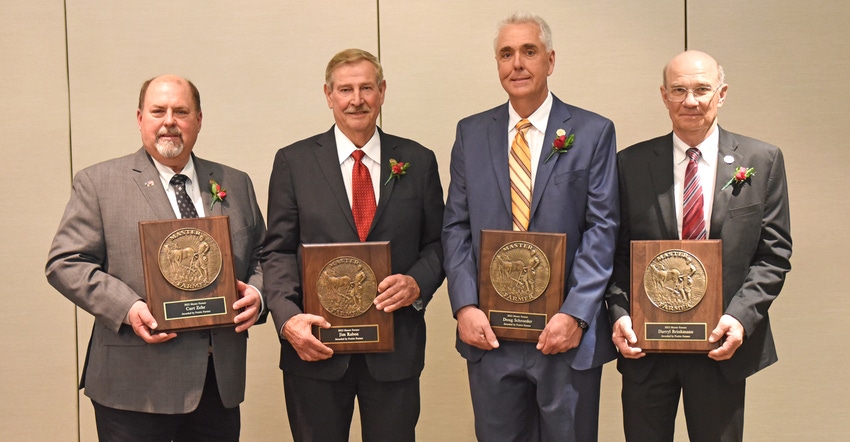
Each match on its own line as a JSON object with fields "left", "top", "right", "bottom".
{"left": 553, "top": 169, "right": 587, "bottom": 185}
{"left": 728, "top": 203, "right": 761, "bottom": 219}
{"left": 98, "top": 323, "right": 146, "bottom": 346}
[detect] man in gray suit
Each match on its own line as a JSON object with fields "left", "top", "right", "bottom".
{"left": 262, "top": 49, "right": 444, "bottom": 441}
{"left": 606, "top": 50, "right": 792, "bottom": 441}
{"left": 442, "top": 13, "right": 618, "bottom": 441}
{"left": 46, "top": 74, "right": 265, "bottom": 441}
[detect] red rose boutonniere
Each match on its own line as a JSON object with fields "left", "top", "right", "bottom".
{"left": 721, "top": 166, "right": 755, "bottom": 190}
{"left": 384, "top": 158, "right": 410, "bottom": 186}
{"left": 544, "top": 129, "right": 575, "bottom": 163}
{"left": 209, "top": 179, "right": 227, "bottom": 210}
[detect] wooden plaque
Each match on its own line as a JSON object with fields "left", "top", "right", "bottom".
{"left": 479, "top": 230, "right": 566, "bottom": 342}
{"left": 301, "top": 242, "right": 393, "bottom": 353}
{"left": 139, "top": 216, "right": 239, "bottom": 332}
{"left": 631, "top": 240, "right": 723, "bottom": 353}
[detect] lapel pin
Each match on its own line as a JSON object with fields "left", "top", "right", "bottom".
{"left": 723, "top": 155, "right": 734, "bottom": 164}
{"left": 144, "top": 180, "right": 155, "bottom": 187}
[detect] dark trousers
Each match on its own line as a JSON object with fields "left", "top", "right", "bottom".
{"left": 622, "top": 354, "right": 746, "bottom": 442}
{"left": 283, "top": 354, "right": 420, "bottom": 442}
{"left": 92, "top": 356, "right": 240, "bottom": 442}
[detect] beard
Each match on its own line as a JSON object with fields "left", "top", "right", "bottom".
{"left": 155, "top": 129, "right": 183, "bottom": 158}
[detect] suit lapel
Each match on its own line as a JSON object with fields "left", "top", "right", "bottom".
{"left": 710, "top": 127, "right": 740, "bottom": 239}
{"left": 651, "top": 135, "right": 679, "bottom": 239}
{"left": 313, "top": 128, "right": 359, "bottom": 235}
{"left": 487, "top": 104, "right": 512, "bottom": 217}
{"left": 530, "top": 96, "right": 572, "bottom": 222}
{"left": 131, "top": 148, "right": 176, "bottom": 220}
{"left": 194, "top": 156, "right": 221, "bottom": 217}
{"left": 374, "top": 128, "right": 395, "bottom": 229}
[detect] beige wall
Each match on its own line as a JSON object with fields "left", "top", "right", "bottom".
{"left": 2, "top": 1, "right": 846, "bottom": 440}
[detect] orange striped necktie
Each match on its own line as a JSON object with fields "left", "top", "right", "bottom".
{"left": 510, "top": 119, "right": 533, "bottom": 231}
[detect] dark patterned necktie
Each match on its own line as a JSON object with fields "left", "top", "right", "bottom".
{"left": 682, "top": 148, "right": 706, "bottom": 239}
{"left": 170, "top": 174, "right": 199, "bottom": 219}
{"left": 351, "top": 149, "right": 376, "bottom": 242}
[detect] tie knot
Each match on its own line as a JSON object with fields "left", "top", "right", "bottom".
{"left": 515, "top": 119, "right": 532, "bottom": 134}
{"left": 351, "top": 149, "right": 366, "bottom": 163}
{"left": 170, "top": 174, "right": 189, "bottom": 186}
{"left": 686, "top": 148, "right": 702, "bottom": 162}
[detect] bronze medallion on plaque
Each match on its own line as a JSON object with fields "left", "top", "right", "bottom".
{"left": 479, "top": 230, "right": 566, "bottom": 342}
{"left": 301, "top": 242, "right": 393, "bottom": 353}
{"left": 139, "top": 216, "right": 239, "bottom": 332}
{"left": 630, "top": 240, "right": 723, "bottom": 352}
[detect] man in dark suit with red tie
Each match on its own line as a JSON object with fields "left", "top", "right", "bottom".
{"left": 262, "top": 48, "right": 445, "bottom": 442}
{"left": 606, "top": 50, "right": 792, "bottom": 441}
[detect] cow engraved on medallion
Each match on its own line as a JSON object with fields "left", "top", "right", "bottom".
{"left": 317, "top": 257, "right": 377, "bottom": 318}
{"left": 643, "top": 249, "right": 707, "bottom": 313}
{"left": 158, "top": 228, "right": 223, "bottom": 291}
{"left": 490, "top": 241, "right": 551, "bottom": 303}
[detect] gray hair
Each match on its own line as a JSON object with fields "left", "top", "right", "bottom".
{"left": 494, "top": 12, "right": 553, "bottom": 53}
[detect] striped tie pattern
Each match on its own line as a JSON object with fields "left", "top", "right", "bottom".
{"left": 510, "top": 119, "right": 533, "bottom": 231}
{"left": 170, "top": 174, "right": 199, "bottom": 219}
{"left": 682, "top": 148, "right": 707, "bottom": 240}
{"left": 351, "top": 149, "right": 376, "bottom": 242}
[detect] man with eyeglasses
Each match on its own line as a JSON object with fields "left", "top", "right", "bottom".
{"left": 605, "top": 50, "right": 792, "bottom": 441}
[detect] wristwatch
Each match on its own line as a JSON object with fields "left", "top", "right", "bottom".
{"left": 571, "top": 315, "right": 588, "bottom": 330}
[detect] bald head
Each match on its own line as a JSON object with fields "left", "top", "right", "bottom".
{"left": 663, "top": 50, "right": 725, "bottom": 88}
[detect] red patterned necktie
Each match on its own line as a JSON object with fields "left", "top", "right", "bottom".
{"left": 682, "top": 148, "right": 707, "bottom": 240}
{"left": 351, "top": 149, "right": 376, "bottom": 242}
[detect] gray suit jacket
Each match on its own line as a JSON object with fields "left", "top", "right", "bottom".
{"left": 46, "top": 148, "right": 265, "bottom": 413}
{"left": 442, "top": 95, "right": 620, "bottom": 370}
{"left": 606, "top": 127, "right": 792, "bottom": 383}
{"left": 262, "top": 127, "right": 444, "bottom": 382}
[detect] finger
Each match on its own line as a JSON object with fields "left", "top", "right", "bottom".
{"left": 482, "top": 324, "right": 499, "bottom": 349}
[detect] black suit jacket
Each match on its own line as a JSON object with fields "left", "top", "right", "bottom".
{"left": 606, "top": 127, "right": 792, "bottom": 383}
{"left": 262, "top": 126, "right": 445, "bottom": 382}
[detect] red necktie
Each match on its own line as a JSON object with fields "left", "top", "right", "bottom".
{"left": 351, "top": 149, "right": 376, "bottom": 242}
{"left": 682, "top": 148, "right": 707, "bottom": 240}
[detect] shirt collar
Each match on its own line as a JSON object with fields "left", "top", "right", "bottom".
{"left": 673, "top": 126, "right": 720, "bottom": 168}
{"left": 151, "top": 155, "right": 198, "bottom": 187}
{"left": 334, "top": 125, "right": 381, "bottom": 164}
{"left": 508, "top": 92, "right": 553, "bottom": 134}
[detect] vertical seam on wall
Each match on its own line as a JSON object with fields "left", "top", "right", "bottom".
{"left": 684, "top": 0, "right": 689, "bottom": 50}
{"left": 376, "top": 0, "right": 383, "bottom": 128}
{"left": 61, "top": 1, "right": 81, "bottom": 441}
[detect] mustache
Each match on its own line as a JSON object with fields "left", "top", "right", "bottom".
{"left": 157, "top": 127, "right": 182, "bottom": 138}
{"left": 343, "top": 104, "right": 371, "bottom": 114}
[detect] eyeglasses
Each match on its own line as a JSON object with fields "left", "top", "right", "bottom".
{"left": 665, "top": 85, "right": 723, "bottom": 103}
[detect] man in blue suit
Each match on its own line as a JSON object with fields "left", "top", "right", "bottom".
{"left": 442, "top": 13, "right": 619, "bottom": 441}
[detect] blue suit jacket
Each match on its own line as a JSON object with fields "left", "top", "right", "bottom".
{"left": 442, "top": 95, "right": 619, "bottom": 370}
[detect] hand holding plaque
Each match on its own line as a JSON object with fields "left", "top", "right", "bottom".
{"left": 478, "top": 230, "right": 566, "bottom": 342}
{"left": 630, "top": 240, "right": 723, "bottom": 352}
{"left": 301, "top": 242, "right": 394, "bottom": 353}
{"left": 139, "top": 216, "right": 240, "bottom": 332}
